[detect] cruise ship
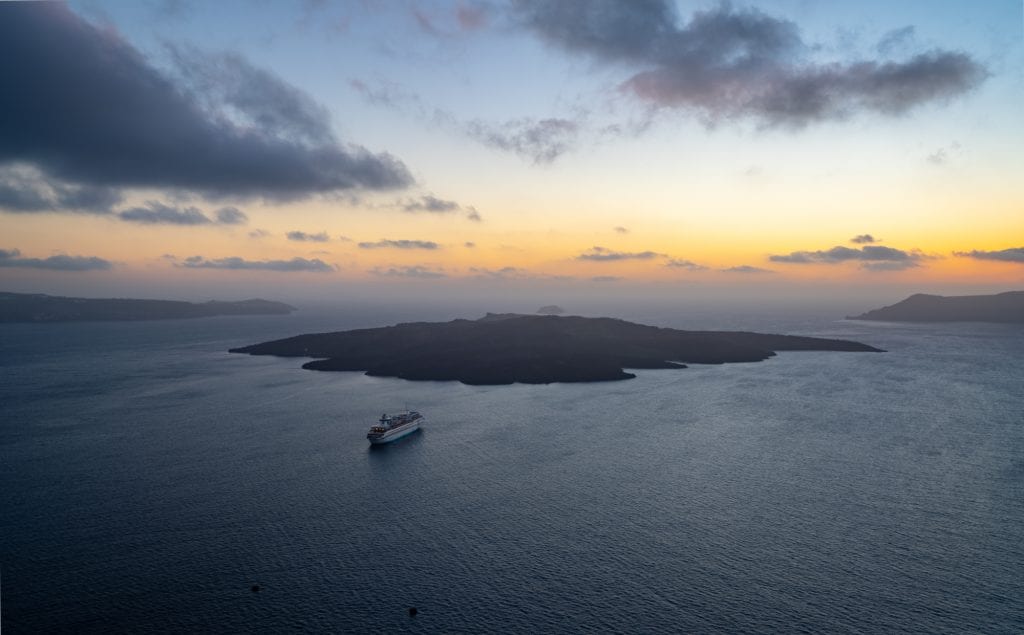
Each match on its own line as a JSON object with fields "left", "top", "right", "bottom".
{"left": 367, "top": 410, "right": 423, "bottom": 445}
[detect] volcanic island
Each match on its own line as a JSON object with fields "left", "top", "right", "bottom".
{"left": 229, "top": 313, "right": 883, "bottom": 385}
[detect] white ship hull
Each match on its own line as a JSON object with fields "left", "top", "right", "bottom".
{"left": 367, "top": 419, "right": 423, "bottom": 444}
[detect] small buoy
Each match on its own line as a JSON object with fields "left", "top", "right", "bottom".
{"left": 251, "top": 585, "right": 261, "bottom": 593}
{"left": 408, "top": 607, "right": 418, "bottom": 617}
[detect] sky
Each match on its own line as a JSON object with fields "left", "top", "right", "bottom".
{"left": 1, "top": 0, "right": 1022, "bottom": 307}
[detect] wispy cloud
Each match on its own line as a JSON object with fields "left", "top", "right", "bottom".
{"left": 179, "top": 255, "right": 334, "bottom": 272}
{"left": 350, "top": 77, "right": 585, "bottom": 164}
{"left": 722, "top": 265, "right": 773, "bottom": 274}
{"left": 465, "top": 117, "right": 580, "bottom": 164}
{"left": 0, "top": 170, "right": 122, "bottom": 214}
{"left": 358, "top": 239, "right": 440, "bottom": 250}
{"left": 955, "top": 247, "right": 1024, "bottom": 263}
{"left": 514, "top": 1, "right": 986, "bottom": 128}
{"left": 0, "top": 247, "right": 111, "bottom": 271}
{"left": 576, "top": 246, "right": 662, "bottom": 261}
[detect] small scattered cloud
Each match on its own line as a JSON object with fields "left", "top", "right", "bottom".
{"left": 371, "top": 265, "right": 446, "bottom": 278}
{"left": 179, "top": 255, "right": 335, "bottom": 272}
{"left": 955, "top": 247, "right": 1024, "bottom": 263}
{"left": 722, "top": 265, "right": 772, "bottom": 274}
{"left": 613, "top": 226, "right": 629, "bottom": 234}
{"left": 399, "top": 194, "right": 482, "bottom": 222}
{"left": 215, "top": 206, "right": 247, "bottom": 225}
{"left": 665, "top": 258, "right": 708, "bottom": 271}
{"left": 576, "top": 246, "right": 661, "bottom": 261}
{"left": 287, "top": 230, "right": 330, "bottom": 242}
{"left": 770, "top": 244, "right": 932, "bottom": 271}
{"left": 249, "top": 229, "right": 270, "bottom": 238}
{"left": 358, "top": 239, "right": 440, "bottom": 250}
{"left": 0, "top": 247, "right": 111, "bottom": 271}
{"left": 464, "top": 241, "right": 476, "bottom": 248}
{"left": 469, "top": 266, "right": 523, "bottom": 279}
{"left": 850, "top": 234, "right": 877, "bottom": 244}
{"left": 117, "top": 201, "right": 247, "bottom": 226}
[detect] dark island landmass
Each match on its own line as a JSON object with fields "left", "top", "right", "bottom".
{"left": 850, "top": 291, "right": 1024, "bottom": 324}
{"left": 0, "top": 291, "right": 295, "bottom": 323}
{"left": 230, "top": 313, "right": 883, "bottom": 385}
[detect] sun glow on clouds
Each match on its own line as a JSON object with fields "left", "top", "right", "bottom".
{"left": 0, "top": 1, "right": 1021, "bottom": 298}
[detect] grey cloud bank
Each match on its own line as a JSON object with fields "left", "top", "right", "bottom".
{"left": 180, "top": 256, "right": 334, "bottom": 272}
{"left": 514, "top": 0, "right": 986, "bottom": 127}
{"left": 0, "top": 248, "right": 112, "bottom": 271}
{"left": 0, "top": 3, "right": 412, "bottom": 201}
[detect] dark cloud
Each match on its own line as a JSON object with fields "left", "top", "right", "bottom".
{"left": 358, "top": 239, "right": 440, "bottom": 250}
{"left": 514, "top": 1, "right": 986, "bottom": 127}
{"left": 722, "top": 265, "right": 772, "bottom": 273}
{"left": 116, "top": 201, "right": 247, "bottom": 225}
{"left": 665, "top": 258, "right": 707, "bottom": 271}
{"left": 180, "top": 255, "right": 334, "bottom": 272}
{"left": 955, "top": 247, "right": 1024, "bottom": 263}
{"left": 770, "top": 245, "right": 920, "bottom": 264}
{"left": 0, "top": 247, "right": 112, "bottom": 271}
{"left": 400, "top": 195, "right": 482, "bottom": 221}
{"left": 850, "top": 234, "right": 876, "bottom": 244}
{"left": 371, "top": 265, "right": 446, "bottom": 279}
{"left": 576, "top": 246, "right": 661, "bottom": 261}
{"left": 287, "top": 230, "right": 331, "bottom": 242}
{"left": 0, "top": 171, "right": 122, "bottom": 214}
{"left": 0, "top": 4, "right": 412, "bottom": 199}
{"left": 466, "top": 117, "right": 579, "bottom": 164}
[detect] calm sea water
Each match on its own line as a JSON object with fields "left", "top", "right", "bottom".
{"left": 1, "top": 305, "right": 1022, "bottom": 633}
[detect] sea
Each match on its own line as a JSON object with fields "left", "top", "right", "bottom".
{"left": 1, "top": 302, "right": 1022, "bottom": 633}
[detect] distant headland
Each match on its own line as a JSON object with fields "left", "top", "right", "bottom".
{"left": 850, "top": 291, "right": 1024, "bottom": 323}
{"left": 230, "top": 313, "right": 883, "bottom": 385}
{"left": 0, "top": 292, "right": 295, "bottom": 323}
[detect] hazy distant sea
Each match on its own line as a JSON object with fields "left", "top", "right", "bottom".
{"left": 2, "top": 304, "right": 1022, "bottom": 633}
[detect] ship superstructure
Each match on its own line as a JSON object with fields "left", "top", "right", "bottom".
{"left": 367, "top": 410, "right": 423, "bottom": 444}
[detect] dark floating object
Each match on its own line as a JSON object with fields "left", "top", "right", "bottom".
{"left": 230, "top": 313, "right": 883, "bottom": 385}
{"left": 849, "top": 290, "right": 1024, "bottom": 323}
{"left": 251, "top": 585, "right": 261, "bottom": 593}
{"left": 408, "top": 607, "right": 418, "bottom": 617}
